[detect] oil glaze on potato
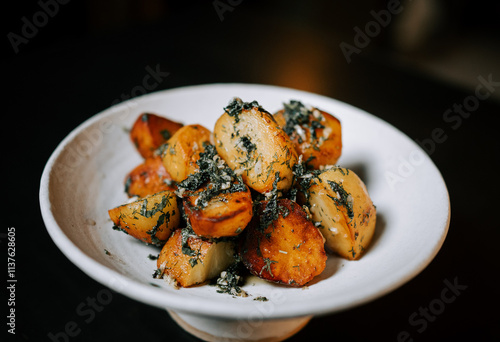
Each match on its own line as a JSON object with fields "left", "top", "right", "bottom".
{"left": 108, "top": 191, "right": 180, "bottom": 245}
{"left": 213, "top": 98, "right": 298, "bottom": 194}
{"left": 161, "top": 124, "right": 212, "bottom": 183}
{"left": 157, "top": 229, "right": 235, "bottom": 287}
{"left": 124, "top": 156, "right": 175, "bottom": 198}
{"left": 274, "top": 101, "right": 342, "bottom": 169}
{"left": 240, "top": 199, "right": 326, "bottom": 286}
{"left": 183, "top": 185, "right": 253, "bottom": 238}
{"left": 130, "top": 113, "right": 183, "bottom": 159}
{"left": 307, "top": 167, "right": 376, "bottom": 260}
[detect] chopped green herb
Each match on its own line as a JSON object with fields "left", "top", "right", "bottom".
{"left": 348, "top": 247, "right": 356, "bottom": 259}
{"left": 124, "top": 176, "right": 132, "bottom": 195}
{"left": 112, "top": 224, "right": 129, "bottom": 235}
{"left": 260, "top": 257, "right": 278, "bottom": 278}
{"left": 281, "top": 100, "right": 325, "bottom": 145}
{"left": 145, "top": 207, "right": 171, "bottom": 246}
{"left": 189, "top": 251, "right": 201, "bottom": 268}
{"left": 177, "top": 143, "right": 246, "bottom": 209}
{"left": 254, "top": 296, "right": 269, "bottom": 301}
{"left": 289, "top": 159, "right": 322, "bottom": 203}
{"left": 223, "top": 97, "right": 267, "bottom": 123}
{"left": 279, "top": 205, "right": 290, "bottom": 218}
{"left": 293, "top": 241, "right": 304, "bottom": 250}
{"left": 140, "top": 195, "right": 171, "bottom": 218}
{"left": 148, "top": 254, "right": 159, "bottom": 260}
{"left": 160, "top": 129, "right": 171, "bottom": 140}
{"left": 156, "top": 142, "right": 170, "bottom": 157}
{"left": 213, "top": 256, "right": 248, "bottom": 297}
{"left": 239, "top": 135, "right": 256, "bottom": 153}
{"left": 327, "top": 180, "right": 354, "bottom": 220}
{"left": 258, "top": 172, "right": 281, "bottom": 232}
{"left": 180, "top": 226, "right": 198, "bottom": 257}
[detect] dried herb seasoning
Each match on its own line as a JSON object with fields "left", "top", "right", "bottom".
{"left": 177, "top": 143, "right": 246, "bottom": 209}
{"left": 213, "top": 256, "right": 248, "bottom": 297}
{"left": 223, "top": 97, "right": 267, "bottom": 123}
{"left": 281, "top": 100, "right": 326, "bottom": 144}
{"left": 327, "top": 180, "right": 354, "bottom": 220}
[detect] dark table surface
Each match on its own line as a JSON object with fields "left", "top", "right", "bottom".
{"left": 5, "top": 1, "right": 500, "bottom": 341}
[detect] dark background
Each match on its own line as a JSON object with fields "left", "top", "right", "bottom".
{"left": 4, "top": 0, "right": 500, "bottom": 341}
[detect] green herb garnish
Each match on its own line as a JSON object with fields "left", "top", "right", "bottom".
{"left": 223, "top": 97, "right": 265, "bottom": 123}
{"left": 177, "top": 143, "right": 246, "bottom": 209}
{"left": 160, "top": 129, "right": 171, "bottom": 140}
{"left": 260, "top": 258, "right": 278, "bottom": 278}
{"left": 213, "top": 256, "right": 248, "bottom": 297}
{"left": 152, "top": 268, "right": 162, "bottom": 278}
{"left": 327, "top": 180, "right": 354, "bottom": 220}
{"left": 140, "top": 195, "right": 171, "bottom": 218}
{"left": 281, "top": 100, "right": 325, "bottom": 144}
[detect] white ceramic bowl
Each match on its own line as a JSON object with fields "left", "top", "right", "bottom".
{"left": 40, "top": 83, "right": 450, "bottom": 341}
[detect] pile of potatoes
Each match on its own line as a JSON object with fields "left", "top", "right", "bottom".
{"left": 108, "top": 98, "right": 376, "bottom": 289}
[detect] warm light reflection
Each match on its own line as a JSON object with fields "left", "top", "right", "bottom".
{"left": 261, "top": 27, "right": 338, "bottom": 95}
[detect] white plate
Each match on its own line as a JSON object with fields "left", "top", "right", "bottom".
{"left": 40, "top": 83, "right": 450, "bottom": 320}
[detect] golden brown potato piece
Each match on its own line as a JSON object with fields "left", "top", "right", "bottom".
{"left": 274, "top": 101, "right": 342, "bottom": 169}
{"left": 157, "top": 229, "right": 236, "bottom": 287}
{"left": 108, "top": 191, "right": 180, "bottom": 245}
{"left": 240, "top": 199, "right": 326, "bottom": 286}
{"left": 124, "top": 156, "right": 175, "bottom": 198}
{"left": 306, "top": 167, "right": 376, "bottom": 260}
{"left": 213, "top": 98, "right": 298, "bottom": 194}
{"left": 161, "top": 124, "right": 212, "bottom": 183}
{"left": 183, "top": 185, "right": 253, "bottom": 238}
{"left": 130, "top": 113, "right": 183, "bottom": 159}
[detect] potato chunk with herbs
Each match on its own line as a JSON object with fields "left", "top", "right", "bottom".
{"left": 306, "top": 167, "right": 376, "bottom": 260}
{"left": 130, "top": 113, "right": 183, "bottom": 159}
{"left": 176, "top": 143, "right": 253, "bottom": 238}
{"left": 184, "top": 186, "right": 253, "bottom": 238}
{"left": 161, "top": 124, "right": 212, "bottom": 183}
{"left": 240, "top": 199, "right": 327, "bottom": 286}
{"left": 213, "top": 98, "right": 298, "bottom": 194}
{"left": 156, "top": 229, "right": 236, "bottom": 287}
{"left": 108, "top": 191, "right": 180, "bottom": 245}
{"left": 274, "top": 101, "right": 342, "bottom": 169}
{"left": 124, "top": 156, "right": 175, "bottom": 198}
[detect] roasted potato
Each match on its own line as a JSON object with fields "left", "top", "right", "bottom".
{"left": 130, "top": 113, "right": 183, "bottom": 159}
{"left": 240, "top": 199, "right": 327, "bottom": 286}
{"left": 274, "top": 101, "right": 342, "bottom": 169}
{"left": 306, "top": 167, "right": 376, "bottom": 260}
{"left": 108, "top": 191, "right": 180, "bottom": 245}
{"left": 213, "top": 98, "right": 298, "bottom": 194}
{"left": 124, "top": 156, "right": 175, "bottom": 198}
{"left": 183, "top": 184, "right": 253, "bottom": 238}
{"left": 157, "top": 229, "right": 236, "bottom": 287}
{"left": 161, "top": 124, "right": 212, "bottom": 183}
